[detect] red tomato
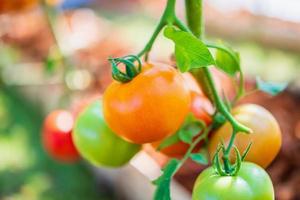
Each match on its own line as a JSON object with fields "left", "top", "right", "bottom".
{"left": 42, "top": 110, "right": 80, "bottom": 163}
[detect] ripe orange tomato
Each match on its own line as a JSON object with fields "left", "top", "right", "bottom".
{"left": 42, "top": 110, "right": 80, "bottom": 163}
{"left": 208, "top": 104, "right": 282, "bottom": 168}
{"left": 103, "top": 63, "right": 191, "bottom": 144}
{"left": 151, "top": 73, "right": 214, "bottom": 157}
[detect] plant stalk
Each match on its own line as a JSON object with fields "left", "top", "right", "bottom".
{"left": 185, "top": 0, "right": 203, "bottom": 38}
{"left": 184, "top": 0, "right": 250, "bottom": 174}
{"left": 138, "top": 0, "right": 176, "bottom": 60}
{"left": 176, "top": 126, "right": 211, "bottom": 172}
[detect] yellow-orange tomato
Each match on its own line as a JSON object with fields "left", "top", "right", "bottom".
{"left": 151, "top": 74, "right": 214, "bottom": 157}
{"left": 0, "top": 0, "right": 38, "bottom": 13}
{"left": 209, "top": 104, "right": 282, "bottom": 168}
{"left": 103, "top": 63, "right": 191, "bottom": 144}
{"left": 152, "top": 92, "right": 214, "bottom": 157}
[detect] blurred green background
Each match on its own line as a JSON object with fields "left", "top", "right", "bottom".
{"left": 0, "top": 87, "right": 113, "bottom": 200}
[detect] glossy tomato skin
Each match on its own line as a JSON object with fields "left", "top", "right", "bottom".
{"left": 103, "top": 63, "right": 191, "bottom": 144}
{"left": 42, "top": 110, "right": 80, "bottom": 163}
{"left": 73, "top": 100, "right": 140, "bottom": 167}
{"left": 190, "top": 91, "right": 213, "bottom": 125}
{"left": 209, "top": 104, "right": 282, "bottom": 168}
{"left": 192, "top": 162, "right": 274, "bottom": 200}
{"left": 152, "top": 92, "right": 213, "bottom": 157}
{"left": 151, "top": 74, "right": 213, "bottom": 157}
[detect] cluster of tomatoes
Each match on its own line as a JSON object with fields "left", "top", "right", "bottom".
{"left": 42, "top": 62, "right": 281, "bottom": 199}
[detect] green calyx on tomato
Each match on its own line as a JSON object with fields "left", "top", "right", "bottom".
{"left": 192, "top": 162, "right": 275, "bottom": 200}
{"left": 73, "top": 100, "right": 141, "bottom": 168}
{"left": 212, "top": 142, "right": 252, "bottom": 176}
{"left": 109, "top": 55, "right": 142, "bottom": 83}
{"left": 209, "top": 104, "right": 282, "bottom": 168}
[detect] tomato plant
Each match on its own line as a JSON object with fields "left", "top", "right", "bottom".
{"left": 151, "top": 75, "right": 213, "bottom": 157}
{"left": 98, "top": 0, "right": 286, "bottom": 199}
{"left": 192, "top": 162, "right": 274, "bottom": 200}
{"left": 73, "top": 100, "right": 141, "bottom": 167}
{"left": 42, "top": 110, "right": 80, "bottom": 163}
{"left": 208, "top": 104, "right": 282, "bottom": 168}
{"left": 103, "top": 62, "right": 191, "bottom": 144}
{"left": 38, "top": 0, "right": 287, "bottom": 198}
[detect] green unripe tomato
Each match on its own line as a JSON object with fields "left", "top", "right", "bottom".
{"left": 73, "top": 100, "right": 141, "bottom": 167}
{"left": 192, "top": 162, "right": 274, "bottom": 200}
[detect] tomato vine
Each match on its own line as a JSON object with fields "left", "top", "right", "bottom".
{"left": 135, "top": 0, "right": 252, "bottom": 181}
{"left": 105, "top": 0, "right": 286, "bottom": 199}
{"left": 3, "top": 0, "right": 287, "bottom": 199}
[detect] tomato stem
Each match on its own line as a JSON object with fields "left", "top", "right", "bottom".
{"left": 181, "top": 3, "right": 250, "bottom": 133}
{"left": 137, "top": 20, "right": 165, "bottom": 60}
{"left": 184, "top": 0, "right": 251, "bottom": 175}
{"left": 205, "top": 42, "right": 246, "bottom": 104}
{"left": 137, "top": 0, "right": 177, "bottom": 60}
{"left": 176, "top": 126, "right": 212, "bottom": 171}
{"left": 185, "top": 0, "right": 204, "bottom": 38}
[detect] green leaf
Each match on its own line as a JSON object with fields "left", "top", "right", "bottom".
{"left": 157, "top": 114, "right": 192, "bottom": 149}
{"left": 164, "top": 26, "right": 215, "bottom": 72}
{"left": 178, "top": 129, "right": 192, "bottom": 144}
{"left": 157, "top": 133, "right": 180, "bottom": 151}
{"left": 190, "top": 151, "right": 208, "bottom": 165}
{"left": 215, "top": 42, "right": 240, "bottom": 76}
{"left": 153, "top": 159, "right": 180, "bottom": 200}
{"left": 178, "top": 122, "right": 202, "bottom": 144}
{"left": 256, "top": 77, "right": 287, "bottom": 96}
{"left": 157, "top": 114, "right": 205, "bottom": 150}
{"left": 178, "top": 114, "right": 205, "bottom": 144}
